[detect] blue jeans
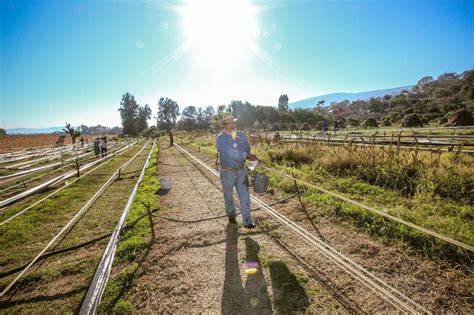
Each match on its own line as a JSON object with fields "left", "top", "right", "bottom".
{"left": 219, "top": 168, "right": 253, "bottom": 225}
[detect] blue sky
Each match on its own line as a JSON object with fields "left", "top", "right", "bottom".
{"left": 1, "top": 0, "right": 473, "bottom": 129}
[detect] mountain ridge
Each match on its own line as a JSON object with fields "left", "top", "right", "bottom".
{"left": 6, "top": 127, "right": 65, "bottom": 134}
{"left": 289, "top": 85, "right": 413, "bottom": 109}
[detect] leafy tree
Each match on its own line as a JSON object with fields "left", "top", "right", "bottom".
{"left": 0, "top": 128, "right": 6, "bottom": 137}
{"left": 255, "top": 105, "right": 278, "bottom": 131}
{"left": 179, "top": 105, "right": 198, "bottom": 131}
{"left": 63, "top": 123, "right": 81, "bottom": 144}
{"left": 416, "top": 76, "right": 434, "bottom": 87}
{"left": 229, "top": 100, "right": 256, "bottom": 129}
{"left": 315, "top": 100, "right": 325, "bottom": 108}
{"left": 135, "top": 104, "right": 152, "bottom": 134}
{"left": 118, "top": 92, "right": 139, "bottom": 135}
{"left": 217, "top": 105, "right": 227, "bottom": 117}
{"left": 278, "top": 94, "right": 289, "bottom": 111}
{"left": 157, "top": 97, "right": 179, "bottom": 132}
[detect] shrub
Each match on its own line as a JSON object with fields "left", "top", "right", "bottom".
{"left": 400, "top": 113, "right": 423, "bottom": 127}
{"left": 446, "top": 108, "right": 474, "bottom": 126}
{"left": 382, "top": 119, "right": 392, "bottom": 126}
{"left": 362, "top": 118, "right": 378, "bottom": 128}
{"left": 268, "top": 147, "right": 314, "bottom": 165}
{"left": 349, "top": 119, "right": 360, "bottom": 126}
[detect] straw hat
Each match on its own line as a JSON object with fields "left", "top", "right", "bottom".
{"left": 219, "top": 113, "right": 238, "bottom": 126}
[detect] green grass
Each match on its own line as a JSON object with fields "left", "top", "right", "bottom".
{"left": 99, "top": 144, "right": 159, "bottom": 313}
{"left": 0, "top": 142, "right": 152, "bottom": 313}
{"left": 0, "top": 143, "right": 146, "bottom": 269}
{"left": 185, "top": 133, "right": 473, "bottom": 264}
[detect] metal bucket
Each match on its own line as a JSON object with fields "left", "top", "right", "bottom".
{"left": 251, "top": 174, "right": 269, "bottom": 193}
{"left": 159, "top": 176, "right": 172, "bottom": 190}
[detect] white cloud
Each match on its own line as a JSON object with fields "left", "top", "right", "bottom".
{"left": 262, "top": 31, "right": 270, "bottom": 38}
{"left": 135, "top": 40, "right": 144, "bottom": 49}
{"left": 274, "top": 42, "right": 282, "bottom": 50}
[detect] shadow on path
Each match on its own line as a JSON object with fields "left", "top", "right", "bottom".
{"left": 221, "top": 224, "right": 310, "bottom": 314}
{"left": 221, "top": 224, "right": 272, "bottom": 314}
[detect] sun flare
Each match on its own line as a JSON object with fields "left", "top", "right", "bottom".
{"left": 179, "top": 0, "right": 260, "bottom": 70}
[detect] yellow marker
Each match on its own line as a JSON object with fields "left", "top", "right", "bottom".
{"left": 244, "top": 268, "right": 258, "bottom": 275}
{"left": 231, "top": 131, "right": 237, "bottom": 140}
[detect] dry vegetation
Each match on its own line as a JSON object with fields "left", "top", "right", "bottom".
{"left": 181, "top": 131, "right": 473, "bottom": 263}
{"left": 0, "top": 134, "right": 118, "bottom": 152}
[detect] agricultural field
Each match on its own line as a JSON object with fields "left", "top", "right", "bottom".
{"left": 0, "top": 134, "right": 119, "bottom": 153}
{"left": 0, "top": 128, "right": 472, "bottom": 313}
{"left": 0, "top": 139, "right": 159, "bottom": 313}
{"left": 2, "top": 1, "right": 473, "bottom": 313}
{"left": 181, "top": 131, "right": 473, "bottom": 259}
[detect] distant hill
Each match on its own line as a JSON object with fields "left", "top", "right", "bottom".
{"left": 289, "top": 85, "right": 413, "bottom": 109}
{"left": 6, "top": 127, "right": 64, "bottom": 134}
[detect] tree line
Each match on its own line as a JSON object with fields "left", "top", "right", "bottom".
{"left": 118, "top": 70, "right": 473, "bottom": 136}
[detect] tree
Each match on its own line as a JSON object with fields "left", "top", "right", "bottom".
{"left": 63, "top": 123, "right": 81, "bottom": 144}
{"left": 315, "top": 100, "right": 325, "bottom": 108}
{"left": 278, "top": 94, "right": 289, "bottom": 111}
{"left": 200, "top": 106, "right": 215, "bottom": 130}
{"left": 255, "top": 105, "right": 278, "bottom": 131}
{"left": 229, "top": 100, "right": 256, "bottom": 129}
{"left": 0, "top": 128, "right": 6, "bottom": 137}
{"left": 416, "top": 76, "right": 434, "bottom": 87}
{"left": 179, "top": 105, "right": 198, "bottom": 131}
{"left": 217, "top": 105, "right": 227, "bottom": 117}
{"left": 118, "top": 92, "right": 139, "bottom": 135}
{"left": 135, "top": 104, "right": 152, "bottom": 134}
{"left": 157, "top": 97, "right": 179, "bottom": 132}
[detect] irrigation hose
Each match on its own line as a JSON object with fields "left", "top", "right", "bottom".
{"left": 174, "top": 143, "right": 430, "bottom": 314}
{"left": 0, "top": 142, "right": 138, "bottom": 226}
{"left": 0, "top": 142, "right": 150, "bottom": 297}
{"left": 186, "top": 142, "right": 473, "bottom": 252}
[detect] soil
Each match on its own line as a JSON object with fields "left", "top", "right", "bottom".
{"left": 129, "top": 142, "right": 474, "bottom": 313}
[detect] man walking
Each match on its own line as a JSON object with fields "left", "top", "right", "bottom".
{"left": 216, "top": 114, "right": 258, "bottom": 229}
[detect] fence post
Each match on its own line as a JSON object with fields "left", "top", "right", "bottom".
{"left": 75, "top": 158, "right": 80, "bottom": 178}
{"left": 144, "top": 202, "right": 156, "bottom": 243}
{"left": 291, "top": 172, "right": 306, "bottom": 212}
{"left": 118, "top": 168, "right": 121, "bottom": 179}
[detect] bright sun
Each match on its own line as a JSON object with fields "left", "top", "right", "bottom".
{"left": 179, "top": 0, "right": 260, "bottom": 70}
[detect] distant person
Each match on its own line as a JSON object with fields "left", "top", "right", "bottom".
{"left": 79, "top": 137, "right": 85, "bottom": 147}
{"left": 333, "top": 120, "right": 338, "bottom": 135}
{"left": 94, "top": 138, "right": 100, "bottom": 157}
{"left": 322, "top": 120, "right": 328, "bottom": 136}
{"left": 168, "top": 130, "right": 174, "bottom": 147}
{"left": 100, "top": 137, "right": 108, "bottom": 157}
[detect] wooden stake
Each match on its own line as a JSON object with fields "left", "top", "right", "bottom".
{"left": 75, "top": 158, "right": 80, "bottom": 178}
{"left": 146, "top": 202, "right": 156, "bottom": 243}
{"left": 291, "top": 172, "right": 306, "bottom": 212}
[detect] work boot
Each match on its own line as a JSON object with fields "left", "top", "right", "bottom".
{"left": 243, "top": 224, "right": 256, "bottom": 229}
{"left": 228, "top": 217, "right": 237, "bottom": 224}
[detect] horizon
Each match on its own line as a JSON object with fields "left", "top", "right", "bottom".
{"left": 1, "top": 0, "right": 473, "bottom": 129}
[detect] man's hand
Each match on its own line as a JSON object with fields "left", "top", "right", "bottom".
{"left": 246, "top": 153, "right": 258, "bottom": 161}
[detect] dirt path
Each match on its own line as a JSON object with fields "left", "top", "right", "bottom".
{"left": 131, "top": 142, "right": 473, "bottom": 313}
{"left": 131, "top": 143, "right": 350, "bottom": 314}
{"left": 182, "top": 145, "right": 474, "bottom": 313}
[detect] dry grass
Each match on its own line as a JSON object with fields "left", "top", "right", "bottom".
{"left": 0, "top": 134, "right": 118, "bottom": 152}
{"left": 182, "top": 132, "right": 473, "bottom": 262}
